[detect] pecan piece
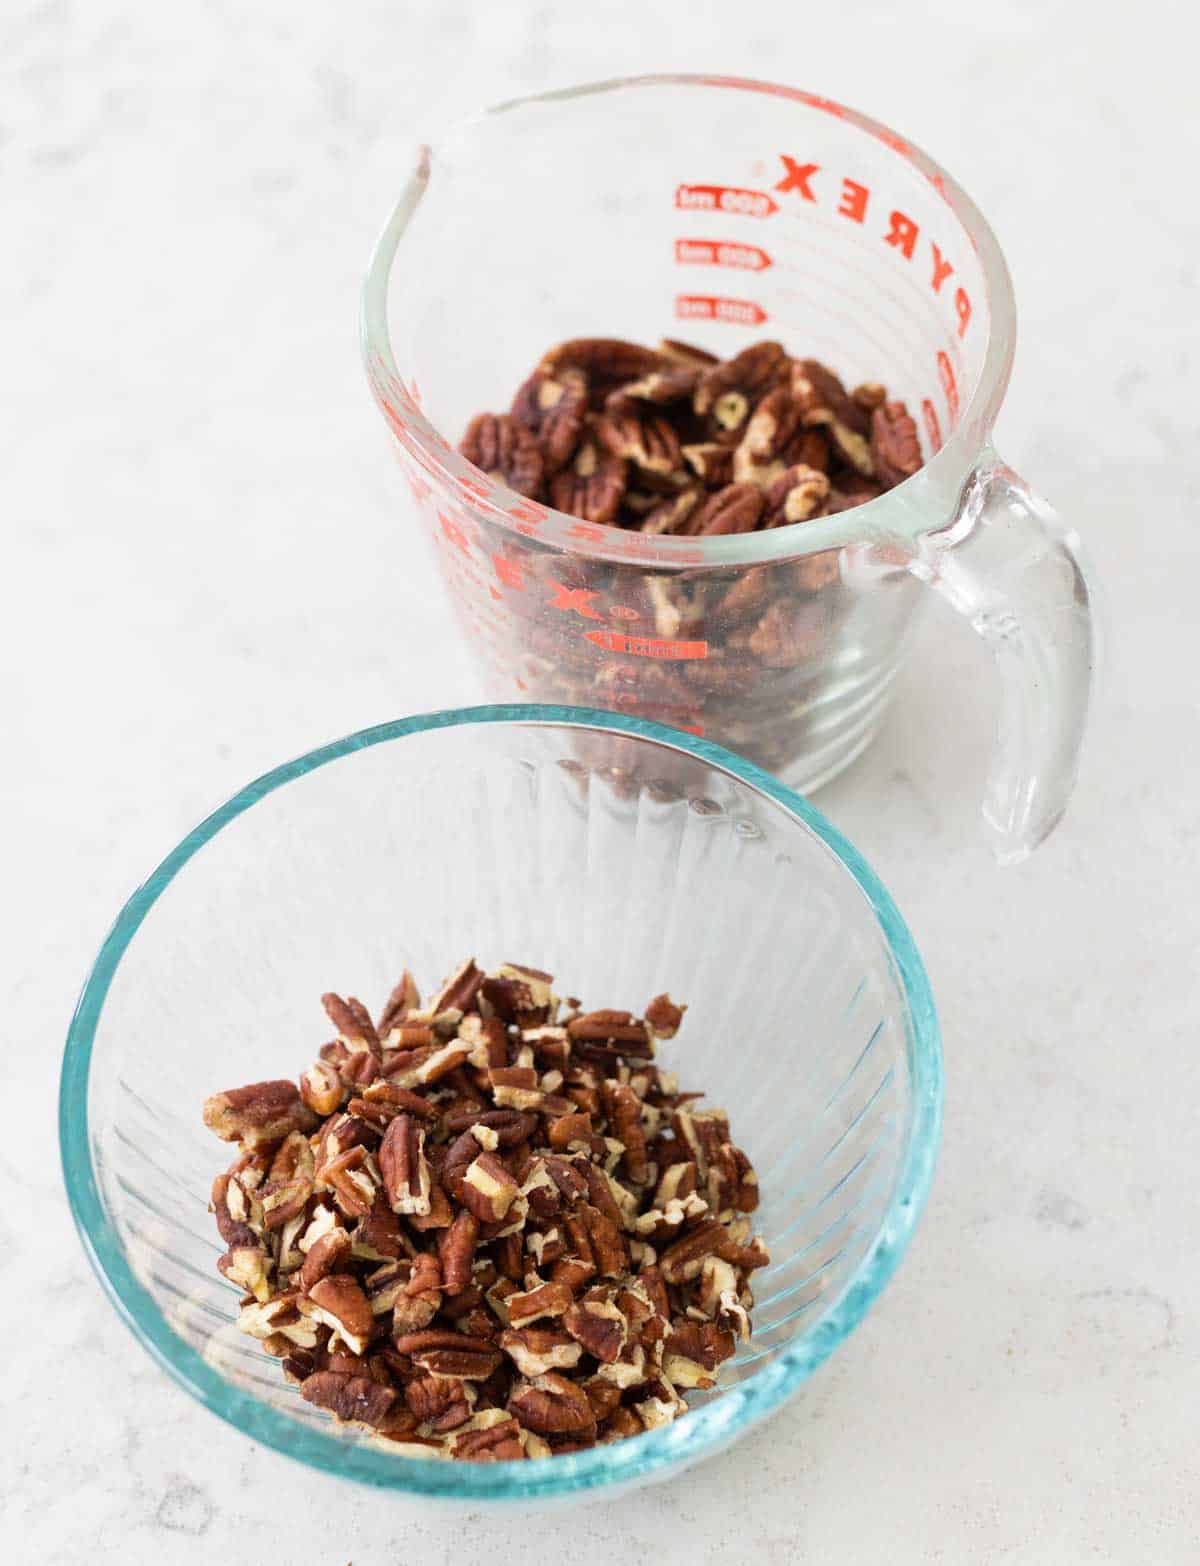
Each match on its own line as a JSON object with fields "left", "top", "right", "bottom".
{"left": 540, "top": 338, "right": 665, "bottom": 395}
{"left": 681, "top": 441, "right": 734, "bottom": 488}
{"left": 353, "top": 1192, "right": 409, "bottom": 1261}
{"left": 304, "top": 1274, "right": 375, "bottom": 1356}
{"left": 748, "top": 598, "right": 825, "bottom": 669}
{"left": 567, "top": 1010, "right": 651, "bottom": 1052}
{"left": 658, "top": 336, "right": 720, "bottom": 367}
{"left": 645, "top": 994, "right": 685, "bottom": 1039}
{"left": 763, "top": 463, "right": 832, "bottom": 527}
{"left": 682, "top": 482, "right": 764, "bottom": 537}
{"left": 659, "top": 1219, "right": 725, "bottom": 1284}
{"left": 507, "top": 1371, "right": 596, "bottom": 1435}
{"left": 871, "top": 400, "right": 922, "bottom": 489}
{"left": 299, "top": 1226, "right": 352, "bottom": 1293}
{"left": 604, "top": 364, "right": 700, "bottom": 416}
{"left": 499, "top": 1326, "right": 583, "bottom": 1376}
{"left": 437, "top": 1209, "right": 480, "bottom": 1295}
{"left": 460, "top": 1152, "right": 521, "bottom": 1223}
{"left": 202, "top": 1080, "right": 317, "bottom": 1150}
{"left": 550, "top": 438, "right": 627, "bottom": 525}
{"left": 733, "top": 387, "right": 803, "bottom": 487}
{"left": 392, "top": 1329, "right": 503, "bottom": 1380}
{"left": 377, "top": 969, "right": 421, "bottom": 1034}
{"left": 300, "top": 1371, "right": 398, "bottom": 1430}
{"left": 694, "top": 341, "right": 789, "bottom": 439}
{"left": 505, "top": 1279, "right": 574, "bottom": 1328}
{"left": 639, "top": 485, "right": 702, "bottom": 536}
{"left": 563, "top": 1297, "right": 627, "bottom": 1364}
{"left": 565, "top": 1203, "right": 628, "bottom": 1279}
{"left": 299, "top": 1059, "right": 344, "bottom": 1118}
{"left": 459, "top": 412, "right": 544, "bottom": 499}
{"left": 450, "top": 1413, "right": 527, "bottom": 1460}
{"left": 321, "top": 993, "right": 380, "bottom": 1055}
{"left": 596, "top": 410, "right": 682, "bottom": 476}
{"left": 601, "top": 1081, "right": 648, "bottom": 1183}
{"left": 511, "top": 366, "right": 589, "bottom": 474}
{"left": 378, "top": 1114, "right": 432, "bottom": 1217}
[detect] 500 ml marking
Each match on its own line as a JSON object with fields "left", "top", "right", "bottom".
{"left": 675, "top": 238, "right": 772, "bottom": 272}
{"left": 676, "top": 295, "right": 767, "bottom": 325}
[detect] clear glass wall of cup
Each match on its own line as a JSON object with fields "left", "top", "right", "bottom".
{"left": 362, "top": 76, "right": 1096, "bottom": 863}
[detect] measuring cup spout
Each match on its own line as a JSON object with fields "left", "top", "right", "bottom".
{"left": 897, "top": 453, "right": 1097, "bottom": 863}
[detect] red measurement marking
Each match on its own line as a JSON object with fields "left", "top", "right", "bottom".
{"left": 676, "top": 295, "right": 767, "bottom": 326}
{"left": 547, "top": 581, "right": 602, "bottom": 621}
{"left": 674, "top": 238, "right": 772, "bottom": 272}
{"left": 491, "top": 553, "right": 525, "bottom": 591}
{"left": 608, "top": 604, "right": 641, "bottom": 621}
{"left": 584, "top": 630, "right": 708, "bottom": 661}
{"left": 936, "top": 352, "right": 960, "bottom": 422}
{"left": 675, "top": 183, "right": 778, "bottom": 218}
{"left": 438, "top": 511, "right": 473, "bottom": 556}
{"left": 921, "top": 398, "right": 943, "bottom": 453}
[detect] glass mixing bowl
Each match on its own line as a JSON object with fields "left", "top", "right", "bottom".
{"left": 60, "top": 706, "right": 941, "bottom": 1502}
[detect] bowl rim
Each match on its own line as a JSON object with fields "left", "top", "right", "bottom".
{"left": 59, "top": 703, "right": 942, "bottom": 1500}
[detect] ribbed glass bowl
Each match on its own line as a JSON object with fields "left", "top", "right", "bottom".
{"left": 60, "top": 706, "right": 940, "bottom": 1502}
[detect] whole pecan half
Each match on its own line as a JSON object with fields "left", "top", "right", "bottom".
{"left": 459, "top": 412, "right": 544, "bottom": 499}
{"left": 694, "top": 341, "right": 789, "bottom": 440}
{"left": 683, "top": 483, "right": 764, "bottom": 537}
{"left": 392, "top": 1328, "right": 503, "bottom": 1380}
{"left": 511, "top": 366, "right": 589, "bottom": 474}
{"left": 549, "top": 438, "right": 627, "bottom": 525}
{"left": 539, "top": 338, "right": 665, "bottom": 397}
{"left": 304, "top": 1274, "right": 375, "bottom": 1356}
{"left": 596, "top": 409, "right": 683, "bottom": 477}
{"left": 658, "top": 336, "right": 720, "bottom": 367}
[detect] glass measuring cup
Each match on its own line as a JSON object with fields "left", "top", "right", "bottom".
{"left": 362, "top": 75, "right": 1096, "bottom": 862}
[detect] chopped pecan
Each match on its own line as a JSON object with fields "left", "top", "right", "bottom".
{"left": 459, "top": 413, "right": 544, "bottom": 499}
{"left": 567, "top": 1010, "right": 651, "bottom": 1054}
{"left": 360, "top": 1080, "right": 440, "bottom": 1119}
{"left": 748, "top": 598, "right": 824, "bottom": 669}
{"left": 733, "top": 387, "right": 803, "bottom": 487}
{"left": 664, "top": 1317, "right": 736, "bottom": 1370}
{"left": 427, "top": 957, "right": 485, "bottom": 1016}
{"left": 547, "top": 1111, "right": 593, "bottom": 1151}
{"left": 505, "top": 1279, "right": 574, "bottom": 1328}
{"left": 499, "top": 1326, "right": 583, "bottom": 1376}
{"left": 299, "top": 1226, "right": 352, "bottom": 1293}
{"left": 378, "top": 1114, "right": 432, "bottom": 1216}
{"left": 319, "top": 1145, "right": 380, "bottom": 1220}
{"left": 460, "top": 1152, "right": 521, "bottom": 1223}
{"left": 449, "top": 1413, "right": 527, "bottom": 1460}
{"left": 640, "top": 485, "right": 703, "bottom": 536}
{"left": 680, "top": 441, "right": 734, "bottom": 487}
{"left": 353, "top": 1192, "right": 409, "bottom": 1261}
{"left": 321, "top": 993, "right": 380, "bottom": 1055}
{"left": 872, "top": 400, "right": 922, "bottom": 488}
{"left": 299, "top": 1060, "right": 344, "bottom": 1118}
{"left": 563, "top": 1297, "right": 627, "bottom": 1364}
{"left": 437, "top": 1209, "right": 479, "bottom": 1294}
{"left": 659, "top": 1219, "right": 725, "bottom": 1284}
{"left": 565, "top": 1203, "right": 628, "bottom": 1279}
{"left": 202, "top": 1080, "right": 317, "bottom": 1150}
{"left": 601, "top": 1081, "right": 648, "bottom": 1183}
{"left": 644, "top": 994, "right": 685, "bottom": 1039}
{"left": 377, "top": 970, "right": 421, "bottom": 1034}
{"left": 300, "top": 1371, "right": 399, "bottom": 1430}
{"left": 304, "top": 1274, "right": 375, "bottom": 1357}
{"left": 507, "top": 1371, "right": 596, "bottom": 1435}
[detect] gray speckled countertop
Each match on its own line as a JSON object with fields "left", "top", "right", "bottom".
{"left": 6, "top": 2, "right": 1198, "bottom": 1560}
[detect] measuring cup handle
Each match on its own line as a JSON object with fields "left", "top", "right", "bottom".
{"left": 903, "top": 451, "right": 1097, "bottom": 863}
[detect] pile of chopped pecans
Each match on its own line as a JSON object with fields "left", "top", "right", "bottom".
{"left": 203, "top": 960, "right": 769, "bottom": 1460}
{"left": 459, "top": 335, "right": 923, "bottom": 536}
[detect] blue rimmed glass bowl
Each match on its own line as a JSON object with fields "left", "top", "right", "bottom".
{"left": 59, "top": 706, "right": 940, "bottom": 1502}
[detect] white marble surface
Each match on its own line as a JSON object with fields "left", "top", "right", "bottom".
{"left": 5, "top": 2, "right": 1198, "bottom": 1560}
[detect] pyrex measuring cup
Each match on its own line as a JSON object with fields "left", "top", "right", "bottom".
{"left": 362, "top": 75, "right": 1096, "bottom": 862}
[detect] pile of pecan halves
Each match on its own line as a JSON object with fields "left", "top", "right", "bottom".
{"left": 203, "top": 960, "right": 769, "bottom": 1461}
{"left": 460, "top": 336, "right": 923, "bottom": 544}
